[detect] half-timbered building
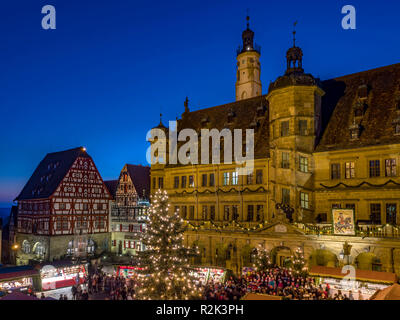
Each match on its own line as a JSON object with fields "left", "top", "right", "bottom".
{"left": 14, "top": 147, "right": 112, "bottom": 265}
{"left": 107, "top": 164, "right": 150, "bottom": 256}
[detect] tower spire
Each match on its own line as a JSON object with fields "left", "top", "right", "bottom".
{"left": 184, "top": 97, "right": 189, "bottom": 113}
{"left": 235, "top": 14, "right": 262, "bottom": 101}
{"left": 293, "top": 21, "right": 298, "bottom": 47}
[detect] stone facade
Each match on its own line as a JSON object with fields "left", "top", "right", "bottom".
{"left": 15, "top": 232, "right": 110, "bottom": 265}
{"left": 150, "top": 22, "right": 400, "bottom": 277}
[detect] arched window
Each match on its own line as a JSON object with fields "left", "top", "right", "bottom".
{"left": 22, "top": 240, "right": 31, "bottom": 254}
{"left": 67, "top": 240, "right": 74, "bottom": 256}
{"left": 87, "top": 239, "right": 95, "bottom": 254}
{"left": 33, "top": 242, "right": 45, "bottom": 258}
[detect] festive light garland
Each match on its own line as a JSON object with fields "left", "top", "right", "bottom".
{"left": 136, "top": 189, "right": 202, "bottom": 300}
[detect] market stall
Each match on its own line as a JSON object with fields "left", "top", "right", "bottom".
{"left": 117, "top": 265, "right": 144, "bottom": 277}
{"left": 309, "top": 265, "right": 398, "bottom": 299}
{"left": 40, "top": 262, "right": 87, "bottom": 291}
{"left": 191, "top": 267, "right": 227, "bottom": 284}
{"left": 369, "top": 283, "right": 400, "bottom": 300}
{"left": 0, "top": 265, "right": 41, "bottom": 292}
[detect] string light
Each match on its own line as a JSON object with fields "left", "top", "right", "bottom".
{"left": 136, "top": 189, "right": 201, "bottom": 300}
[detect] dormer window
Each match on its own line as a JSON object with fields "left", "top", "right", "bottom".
{"left": 395, "top": 124, "right": 400, "bottom": 135}
{"left": 249, "top": 118, "right": 260, "bottom": 130}
{"left": 354, "top": 99, "right": 366, "bottom": 118}
{"left": 349, "top": 124, "right": 361, "bottom": 140}
{"left": 227, "top": 110, "right": 236, "bottom": 123}
{"left": 354, "top": 109, "right": 363, "bottom": 117}
{"left": 358, "top": 84, "right": 368, "bottom": 99}
{"left": 256, "top": 105, "right": 267, "bottom": 117}
{"left": 393, "top": 118, "right": 400, "bottom": 135}
{"left": 201, "top": 116, "right": 209, "bottom": 126}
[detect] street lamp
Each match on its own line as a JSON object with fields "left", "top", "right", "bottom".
{"left": 11, "top": 243, "right": 20, "bottom": 265}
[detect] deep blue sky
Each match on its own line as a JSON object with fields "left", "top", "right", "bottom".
{"left": 0, "top": 0, "right": 399, "bottom": 207}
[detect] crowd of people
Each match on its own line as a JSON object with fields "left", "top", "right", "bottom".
{"left": 74, "top": 269, "right": 138, "bottom": 300}
{"left": 202, "top": 267, "right": 362, "bottom": 300}
{"left": 32, "top": 265, "right": 364, "bottom": 300}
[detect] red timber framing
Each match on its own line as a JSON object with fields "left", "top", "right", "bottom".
{"left": 18, "top": 156, "right": 112, "bottom": 236}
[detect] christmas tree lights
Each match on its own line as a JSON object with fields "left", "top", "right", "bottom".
{"left": 289, "top": 247, "right": 308, "bottom": 276}
{"left": 136, "top": 189, "right": 201, "bottom": 300}
{"left": 252, "top": 244, "right": 271, "bottom": 271}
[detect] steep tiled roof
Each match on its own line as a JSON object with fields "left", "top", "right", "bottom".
{"left": 14, "top": 147, "right": 91, "bottom": 201}
{"left": 170, "top": 95, "right": 269, "bottom": 166}
{"left": 126, "top": 164, "right": 150, "bottom": 199}
{"left": 104, "top": 180, "right": 119, "bottom": 199}
{"left": 317, "top": 63, "right": 400, "bottom": 151}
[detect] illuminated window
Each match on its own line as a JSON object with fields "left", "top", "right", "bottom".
{"left": 299, "top": 156, "right": 308, "bottom": 173}
{"left": 247, "top": 172, "right": 253, "bottom": 184}
{"left": 223, "top": 172, "right": 230, "bottom": 186}
{"left": 22, "top": 240, "right": 31, "bottom": 254}
{"left": 385, "top": 159, "right": 396, "bottom": 177}
{"left": 300, "top": 192, "right": 309, "bottom": 209}
{"left": 232, "top": 171, "right": 238, "bottom": 185}
{"left": 189, "top": 175, "right": 194, "bottom": 187}
{"left": 345, "top": 162, "right": 355, "bottom": 179}
{"left": 282, "top": 153, "right": 290, "bottom": 169}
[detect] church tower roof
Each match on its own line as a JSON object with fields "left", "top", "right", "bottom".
{"left": 269, "top": 23, "right": 318, "bottom": 93}
{"left": 236, "top": 15, "right": 261, "bottom": 56}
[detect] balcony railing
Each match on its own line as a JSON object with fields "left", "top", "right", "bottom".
{"left": 185, "top": 219, "right": 400, "bottom": 239}
{"left": 295, "top": 222, "right": 400, "bottom": 239}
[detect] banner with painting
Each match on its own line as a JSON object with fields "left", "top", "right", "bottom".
{"left": 332, "top": 209, "right": 355, "bottom": 235}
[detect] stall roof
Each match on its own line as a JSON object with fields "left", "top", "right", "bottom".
{"left": 309, "top": 266, "right": 398, "bottom": 284}
{"left": 0, "top": 291, "right": 40, "bottom": 300}
{"left": 369, "top": 283, "right": 400, "bottom": 300}
{"left": 0, "top": 266, "right": 39, "bottom": 281}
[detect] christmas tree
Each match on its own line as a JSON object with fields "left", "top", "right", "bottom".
{"left": 136, "top": 189, "right": 201, "bottom": 300}
{"left": 252, "top": 244, "right": 271, "bottom": 271}
{"left": 290, "top": 247, "right": 308, "bottom": 276}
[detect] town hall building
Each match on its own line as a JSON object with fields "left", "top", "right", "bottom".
{"left": 149, "top": 17, "right": 400, "bottom": 276}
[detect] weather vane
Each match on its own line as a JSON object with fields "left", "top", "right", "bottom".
{"left": 293, "top": 21, "right": 298, "bottom": 47}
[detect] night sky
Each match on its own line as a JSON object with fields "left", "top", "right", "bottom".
{"left": 0, "top": 0, "right": 399, "bottom": 207}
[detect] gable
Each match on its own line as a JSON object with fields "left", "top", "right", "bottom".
{"left": 15, "top": 147, "right": 90, "bottom": 201}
